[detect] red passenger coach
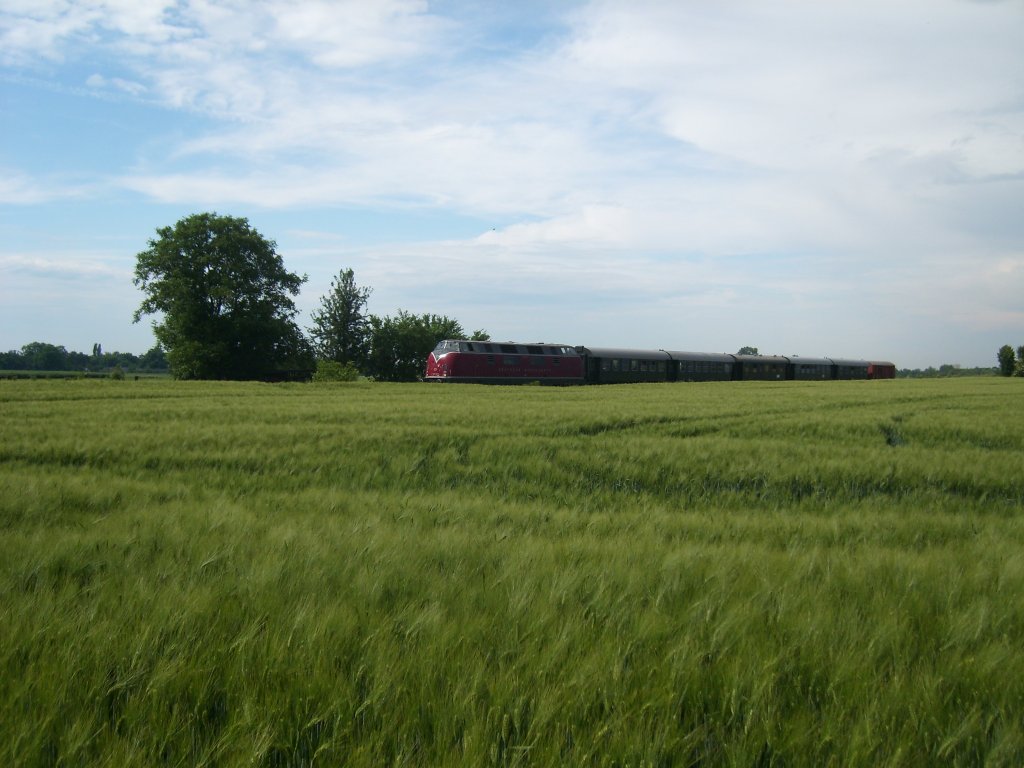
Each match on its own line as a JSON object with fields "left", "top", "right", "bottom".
{"left": 425, "top": 340, "right": 585, "bottom": 384}
{"left": 868, "top": 361, "right": 897, "bottom": 379}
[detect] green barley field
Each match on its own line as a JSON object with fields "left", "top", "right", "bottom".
{"left": 2, "top": 377, "right": 1022, "bottom": 766}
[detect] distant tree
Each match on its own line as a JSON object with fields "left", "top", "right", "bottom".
{"left": 133, "top": 212, "right": 310, "bottom": 380}
{"left": 998, "top": 345, "right": 1016, "bottom": 376}
{"left": 21, "top": 342, "right": 68, "bottom": 371}
{"left": 365, "top": 311, "right": 467, "bottom": 382}
{"left": 0, "top": 350, "right": 22, "bottom": 370}
{"left": 1016, "top": 345, "right": 1024, "bottom": 377}
{"left": 139, "top": 344, "right": 169, "bottom": 371}
{"left": 471, "top": 329, "right": 491, "bottom": 341}
{"left": 737, "top": 346, "right": 759, "bottom": 356}
{"left": 67, "top": 350, "right": 90, "bottom": 370}
{"left": 308, "top": 268, "right": 372, "bottom": 369}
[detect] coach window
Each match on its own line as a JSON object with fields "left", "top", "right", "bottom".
{"left": 630, "top": 359, "right": 639, "bottom": 372}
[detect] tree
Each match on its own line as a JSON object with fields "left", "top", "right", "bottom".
{"left": 470, "top": 329, "right": 491, "bottom": 341}
{"left": 308, "top": 268, "right": 372, "bottom": 368}
{"left": 365, "top": 311, "right": 467, "bottom": 381}
{"left": 21, "top": 342, "right": 68, "bottom": 371}
{"left": 133, "top": 213, "right": 310, "bottom": 380}
{"left": 139, "top": 344, "right": 169, "bottom": 371}
{"left": 0, "top": 350, "right": 21, "bottom": 370}
{"left": 998, "top": 345, "right": 1015, "bottom": 376}
{"left": 737, "top": 346, "right": 759, "bottom": 356}
{"left": 1017, "top": 346, "right": 1024, "bottom": 377}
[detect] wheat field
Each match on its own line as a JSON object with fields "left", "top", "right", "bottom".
{"left": 1, "top": 377, "right": 1022, "bottom": 766}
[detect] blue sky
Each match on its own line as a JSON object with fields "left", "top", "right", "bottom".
{"left": 1, "top": 0, "right": 1022, "bottom": 369}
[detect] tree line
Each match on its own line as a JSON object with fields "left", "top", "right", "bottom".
{"left": 131, "top": 212, "right": 485, "bottom": 381}
{"left": 898, "top": 364, "right": 998, "bottom": 379}
{"left": 0, "top": 342, "right": 168, "bottom": 374}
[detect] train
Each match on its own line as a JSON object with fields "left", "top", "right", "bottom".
{"left": 425, "top": 339, "right": 896, "bottom": 384}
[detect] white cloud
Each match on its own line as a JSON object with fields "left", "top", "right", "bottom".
{"left": 85, "top": 72, "right": 147, "bottom": 95}
{"left": 0, "top": 252, "right": 128, "bottom": 280}
{"left": 0, "top": 0, "right": 186, "bottom": 64}
{"left": 270, "top": 0, "right": 445, "bottom": 68}
{"left": 0, "top": 168, "right": 95, "bottom": 204}
{"left": 564, "top": 1, "right": 1024, "bottom": 175}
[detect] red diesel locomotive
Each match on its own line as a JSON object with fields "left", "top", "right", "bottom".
{"left": 425, "top": 340, "right": 584, "bottom": 384}
{"left": 426, "top": 340, "right": 896, "bottom": 384}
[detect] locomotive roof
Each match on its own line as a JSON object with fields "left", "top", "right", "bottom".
{"left": 437, "top": 339, "right": 578, "bottom": 353}
{"left": 439, "top": 338, "right": 576, "bottom": 345}
{"left": 827, "top": 358, "right": 870, "bottom": 367}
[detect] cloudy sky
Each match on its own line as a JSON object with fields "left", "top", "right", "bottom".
{"left": 1, "top": 0, "right": 1022, "bottom": 368}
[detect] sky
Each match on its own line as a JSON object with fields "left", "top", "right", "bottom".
{"left": 1, "top": 0, "right": 1022, "bottom": 369}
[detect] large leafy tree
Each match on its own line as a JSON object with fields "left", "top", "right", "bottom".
{"left": 19, "top": 342, "right": 68, "bottom": 371}
{"left": 133, "top": 213, "right": 311, "bottom": 380}
{"left": 997, "top": 345, "right": 1015, "bottom": 376}
{"left": 308, "top": 268, "right": 372, "bottom": 369}
{"left": 365, "top": 311, "right": 468, "bottom": 382}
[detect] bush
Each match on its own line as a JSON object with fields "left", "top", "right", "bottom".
{"left": 312, "top": 360, "right": 360, "bottom": 383}
{"left": 109, "top": 366, "right": 126, "bottom": 380}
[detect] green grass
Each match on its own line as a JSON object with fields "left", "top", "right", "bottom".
{"left": 1, "top": 377, "right": 1023, "bottom": 766}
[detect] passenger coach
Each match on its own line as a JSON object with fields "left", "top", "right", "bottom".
{"left": 788, "top": 357, "right": 834, "bottom": 381}
{"left": 731, "top": 354, "right": 789, "bottom": 381}
{"left": 868, "top": 361, "right": 897, "bottom": 379}
{"left": 665, "top": 351, "right": 734, "bottom": 382}
{"left": 574, "top": 347, "right": 670, "bottom": 384}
